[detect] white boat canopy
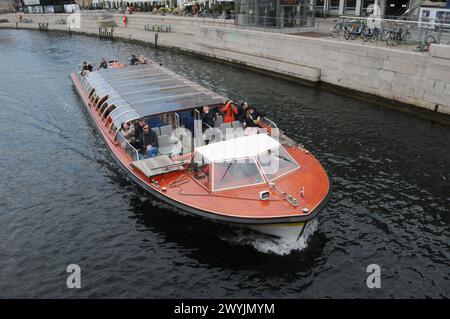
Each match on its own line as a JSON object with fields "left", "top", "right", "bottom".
{"left": 195, "top": 134, "right": 281, "bottom": 162}
{"left": 81, "top": 64, "right": 227, "bottom": 129}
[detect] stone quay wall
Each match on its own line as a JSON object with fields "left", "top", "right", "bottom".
{"left": 1, "top": 13, "right": 449, "bottom": 115}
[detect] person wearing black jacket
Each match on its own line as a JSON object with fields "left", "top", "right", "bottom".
{"left": 130, "top": 55, "right": 139, "bottom": 65}
{"left": 201, "top": 106, "right": 216, "bottom": 131}
{"left": 97, "top": 58, "right": 108, "bottom": 70}
{"left": 81, "top": 61, "right": 93, "bottom": 76}
{"left": 238, "top": 101, "right": 249, "bottom": 123}
{"left": 245, "top": 106, "right": 261, "bottom": 128}
{"left": 138, "top": 124, "right": 159, "bottom": 158}
{"left": 134, "top": 119, "right": 146, "bottom": 140}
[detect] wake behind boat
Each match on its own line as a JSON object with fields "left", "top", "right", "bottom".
{"left": 70, "top": 61, "right": 330, "bottom": 242}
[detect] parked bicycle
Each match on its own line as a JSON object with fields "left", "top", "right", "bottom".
{"left": 385, "top": 26, "right": 411, "bottom": 46}
{"left": 344, "top": 20, "right": 369, "bottom": 40}
{"left": 362, "top": 27, "right": 381, "bottom": 42}
{"left": 415, "top": 30, "right": 436, "bottom": 52}
{"left": 330, "top": 19, "right": 357, "bottom": 38}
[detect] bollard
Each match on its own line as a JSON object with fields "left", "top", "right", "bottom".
{"left": 155, "top": 32, "right": 158, "bottom": 49}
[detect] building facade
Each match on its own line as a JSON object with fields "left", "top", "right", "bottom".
{"left": 20, "top": 0, "right": 77, "bottom": 13}
{"left": 316, "top": 0, "right": 448, "bottom": 17}
{"left": 0, "top": 0, "right": 20, "bottom": 13}
{"left": 234, "top": 0, "right": 316, "bottom": 27}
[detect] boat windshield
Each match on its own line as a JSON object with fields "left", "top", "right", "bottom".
{"left": 257, "top": 146, "right": 299, "bottom": 181}
{"left": 212, "top": 158, "right": 265, "bottom": 192}
{"left": 190, "top": 153, "right": 211, "bottom": 190}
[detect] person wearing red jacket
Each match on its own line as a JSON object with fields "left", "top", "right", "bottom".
{"left": 221, "top": 100, "right": 238, "bottom": 123}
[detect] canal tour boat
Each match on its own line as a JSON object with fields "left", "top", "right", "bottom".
{"left": 70, "top": 62, "right": 330, "bottom": 242}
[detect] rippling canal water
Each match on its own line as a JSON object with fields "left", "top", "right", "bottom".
{"left": 0, "top": 29, "right": 449, "bottom": 298}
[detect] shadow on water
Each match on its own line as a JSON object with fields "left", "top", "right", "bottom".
{"left": 127, "top": 193, "right": 328, "bottom": 273}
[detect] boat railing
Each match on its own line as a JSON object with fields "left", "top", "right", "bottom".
{"left": 262, "top": 117, "right": 278, "bottom": 129}
{"left": 116, "top": 131, "right": 140, "bottom": 161}
{"left": 260, "top": 116, "right": 281, "bottom": 139}
{"left": 174, "top": 112, "right": 181, "bottom": 130}
{"left": 193, "top": 109, "right": 204, "bottom": 148}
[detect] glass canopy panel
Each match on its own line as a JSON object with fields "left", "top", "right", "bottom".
{"left": 105, "top": 96, "right": 128, "bottom": 109}
{"left": 257, "top": 146, "right": 300, "bottom": 181}
{"left": 108, "top": 104, "right": 134, "bottom": 120}
{"left": 96, "top": 85, "right": 118, "bottom": 98}
{"left": 87, "top": 64, "right": 227, "bottom": 119}
{"left": 86, "top": 73, "right": 106, "bottom": 89}
{"left": 113, "top": 76, "right": 178, "bottom": 91}
{"left": 113, "top": 111, "right": 141, "bottom": 130}
{"left": 125, "top": 86, "right": 194, "bottom": 104}
{"left": 213, "top": 158, "right": 265, "bottom": 192}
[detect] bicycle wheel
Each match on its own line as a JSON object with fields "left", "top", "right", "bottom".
{"left": 385, "top": 33, "right": 392, "bottom": 46}
{"left": 370, "top": 29, "right": 379, "bottom": 43}
{"left": 405, "top": 30, "right": 412, "bottom": 42}
{"left": 391, "top": 34, "right": 400, "bottom": 46}
{"left": 344, "top": 30, "right": 351, "bottom": 40}
{"left": 330, "top": 24, "right": 340, "bottom": 38}
{"left": 426, "top": 35, "right": 436, "bottom": 45}
{"left": 380, "top": 28, "right": 389, "bottom": 41}
{"left": 362, "top": 26, "right": 370, "bottom": 42}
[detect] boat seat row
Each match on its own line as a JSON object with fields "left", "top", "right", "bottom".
{"left": 218, "top": 121, "right": 244, "bottom": 133}
{"left": 214, "top": 115, "right": 223, "bottom": 127}
{"left": 158, "top": 134, "right": 177, "bottom": 156}
{"left": 131, "top": 155, "right": 184, "bottom": 178}
{"left": 151, "top": 125, "right": 173, "bottom": 137}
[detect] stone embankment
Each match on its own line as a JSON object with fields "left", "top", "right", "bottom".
{"left": 1, "top": 13, "right": 449, "bottom": 115}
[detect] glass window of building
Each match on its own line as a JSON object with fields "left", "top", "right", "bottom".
{"left": 328, "top": 0, "right": 340, "bottom": 14}
{"left": 235, "top": 0, "right": 315, "bottom": 28}
{"left": 361, "top": 0, "right": 375, "bottom": 16}
{"left": 344, "top": 0, "right": 357, "bottom": 15}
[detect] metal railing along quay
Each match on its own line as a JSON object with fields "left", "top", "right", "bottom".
{"left": 327, "top": 16, "right": 450, "bottom": 52}
{"left": 202, "top": 16, "right": 316, "bottom": 34}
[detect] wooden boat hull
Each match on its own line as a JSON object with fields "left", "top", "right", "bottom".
{"left": 248, "top": 222, "right": 307, "bottom": 241}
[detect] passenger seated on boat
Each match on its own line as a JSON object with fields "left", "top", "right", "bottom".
{"left": 97, "top": 58, "right": 108, "bottom": 70}
{"left": 245, "top": 106, "right": 261, "bottom": 128}
{"left": 220, "top": 100, "right": 238, "bottom": 124}
{"left": 133, "top": 119, "right": 147, "bottom": 141}
{"left": 130, "top": 54, "right": 139, "bottom": 65}
{"left": 201, "top": 106, "right": 216, "bottom": 132}
{"left": 120, "top": 121, "right": 135, "bottom": 143}
{"left": 81, "top": 61, "right": 93, "bottom": 76}
{"left": 138, "top": 55, "right": 149, "bottom": 64}
{"left": 137, "top": 124, "right": 159, "bottom": 158}
{"left": 244, "top": 106, "right": 261, "bottom": 135}
{"left": 237, "top": 101, "right": 249, "bottom": 123}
